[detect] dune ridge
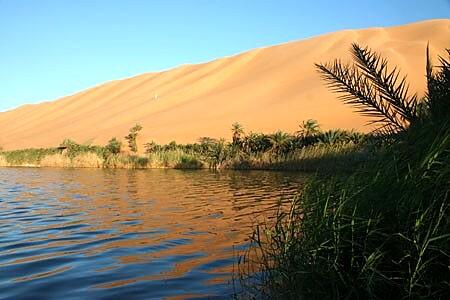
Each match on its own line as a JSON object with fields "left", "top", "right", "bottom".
{"left": 1, "top": 19, "right": 449, "bottom": 150}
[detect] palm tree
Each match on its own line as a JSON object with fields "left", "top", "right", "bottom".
{"left": 124, "top": 124, "right": 143, "bottom": 153}
{"left": 296, "top": 119, "right": 321, "bottom": 138}
{"left": 231, "top": 122, "right": 245, "bottom": 146}
{"left": 269, "top": 131, "right": 291, "bottom": 155}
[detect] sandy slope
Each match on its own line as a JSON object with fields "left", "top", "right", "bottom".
{"left": 0, "top": 19, "right": 449, "bottom": 150}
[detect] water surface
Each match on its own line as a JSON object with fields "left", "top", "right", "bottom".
{"left": 0, "top": 168, "right": 305, "bottom": 299}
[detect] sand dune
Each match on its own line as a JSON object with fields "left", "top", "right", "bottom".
{"left": 1, "top": 19, "right": 449, "bottom": 150}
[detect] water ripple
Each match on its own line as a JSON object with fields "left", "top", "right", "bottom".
{"left": 0, "top": 168, "right": 305, "bottom": 299}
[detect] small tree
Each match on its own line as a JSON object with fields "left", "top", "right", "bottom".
{"left": 144, "top": 141, "right": 158, "bottom": 154}
{"left": 125, "top": 124, "right": 143, "bottom": 154}
{"left": 106, "top": 137, "right": 122, "bottom": 154}
{"left": 206, "top": 138, "right": 229, "bottom": 169}
{"left": 166, "top": 141, "right": 177, "bottom": 151}
{"left": 296, "top": 119, "right": 321, "bottom": 138}
{"left": 231, "top": 122, "right": 245, "bottom": 146}
{"left": 198, "top": 137, "right": 219, "bottom": 155}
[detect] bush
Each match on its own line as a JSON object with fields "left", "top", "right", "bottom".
{"left": 129, "top": 155, "right": 148, "bottom": 168}
{"left": 175, "top": 154, "right": 204, "bottom": 169}
{"left": 105, "top": 137, "right": 122, "bottom": 155}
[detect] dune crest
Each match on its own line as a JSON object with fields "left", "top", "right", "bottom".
{"left": 1, "top": 19, "right": 449, "bottom": 150}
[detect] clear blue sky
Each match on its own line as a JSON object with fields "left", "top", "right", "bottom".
{"left": 1, "top": 0, "right": 449, "bottom": 111}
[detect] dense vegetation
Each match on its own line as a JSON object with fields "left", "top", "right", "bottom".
{"left": 0, "top": 120, "right": 375, "bottom": 171}
{"left": 237, "top": 45, "right": 450, "bottom": 299}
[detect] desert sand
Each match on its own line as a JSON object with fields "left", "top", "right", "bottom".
{"left": 0, "top": 19, "right": 449, "bottom": 150}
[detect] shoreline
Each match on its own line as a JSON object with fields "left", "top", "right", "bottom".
{"left": 0, "top": 146, "right": 370, "bottom": 173}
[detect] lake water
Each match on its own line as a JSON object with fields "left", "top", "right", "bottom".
{"left": 0, "top": 168, "right": 305, "bottom": 299}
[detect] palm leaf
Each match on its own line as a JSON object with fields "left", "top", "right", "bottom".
{"left": 315, "top": 44, "right": 420, "bottom": 134}
{"left": 351, "top": 44, "right": 418, "bottom": 124}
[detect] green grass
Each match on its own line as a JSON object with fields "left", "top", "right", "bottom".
{"left": 238, "top": 124, "right": 450, "bottom": 299}
{"left": 0, "top": 148, "right": 59, "bottom": 165}
{"left": 226, "top": 142, "right": 372, "bottom": 172}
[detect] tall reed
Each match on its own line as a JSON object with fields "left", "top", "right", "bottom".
{"left": 237, "top": 44, "right": 450, "bottom": 299}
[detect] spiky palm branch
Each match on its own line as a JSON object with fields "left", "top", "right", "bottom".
{"left": 318, "top": 129, "right": 345, "bottom": 145}
{"left": 425, "top": 48, "right": 450, "bottom": 121}
{"left": 316, "top": 43, "right": 419, "bottom": 134}
{"left": 296, "top": 119, "right": 320, "bottom": 138}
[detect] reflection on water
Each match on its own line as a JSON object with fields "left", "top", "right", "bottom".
{"left": 0, "top": 168, "right": 305, "bottom": 299}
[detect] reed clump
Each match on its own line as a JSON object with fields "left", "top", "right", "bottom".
{"left": 237, "top": 45, "right": 450, "bottom": 299}
{"left": 0, "top": 155, "right": 8, "bottom": 167}
{"left": 240, "top": 125, "right": 450, "bottom": 299}
{"left": 72, "top": 152, "right": 104, "bottom": 168}
{"left": 147, "top": 150, "right": 204, "bottom": 168}
{"left": 103, "top": 153, "right": 131, "bottom": 168}
{"left": 40, "top": 153, "right": 72, "bottom": 167}
{"left": 227, "top": 142, "right": 371, "bottom": 172}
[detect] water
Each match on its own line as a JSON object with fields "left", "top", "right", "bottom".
{"left": 0, "top": 168, "right": 305, "bottom": 299}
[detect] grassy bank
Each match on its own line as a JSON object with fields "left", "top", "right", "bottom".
{"left": 225, "top": 142, "right": 371, "bottom": 172}
{"left": 0, "top": 128, "right": 375, "bottom": 171}
{"left": 0, "top": 143, "right": 371, "bottom": 171}
{"left": 237, "top": 45, "right": 450, "bottom": 298}
{"left": 0, "top": 148, "right": 203, "bottom": 169}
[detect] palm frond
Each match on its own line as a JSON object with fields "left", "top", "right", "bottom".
{"left": 351, "top": 44, "right": 418, "bottom": 124}
{"left": 316, "top": 44, "right": 421, "bottom": 134}
{"left": 315, "top": 60, "right": 405, "bottom": 134}
{"left": 425, "top": 47, "right": 450, "bottom": 121}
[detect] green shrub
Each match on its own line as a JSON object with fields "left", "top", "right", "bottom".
{"left": 175, "top": 154, "right": 204, "bottom": 169}
{"left": 105, "top": 137, "right": 122, "bottom": 155}
{"left": 2, "top": 148, "right": 58, "bottom": 165}
{"left": 60, "top": 139, "right": 106, "bottom": 158}
{"left": 129, "top": 155, "right": 148, "bottom": 168}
